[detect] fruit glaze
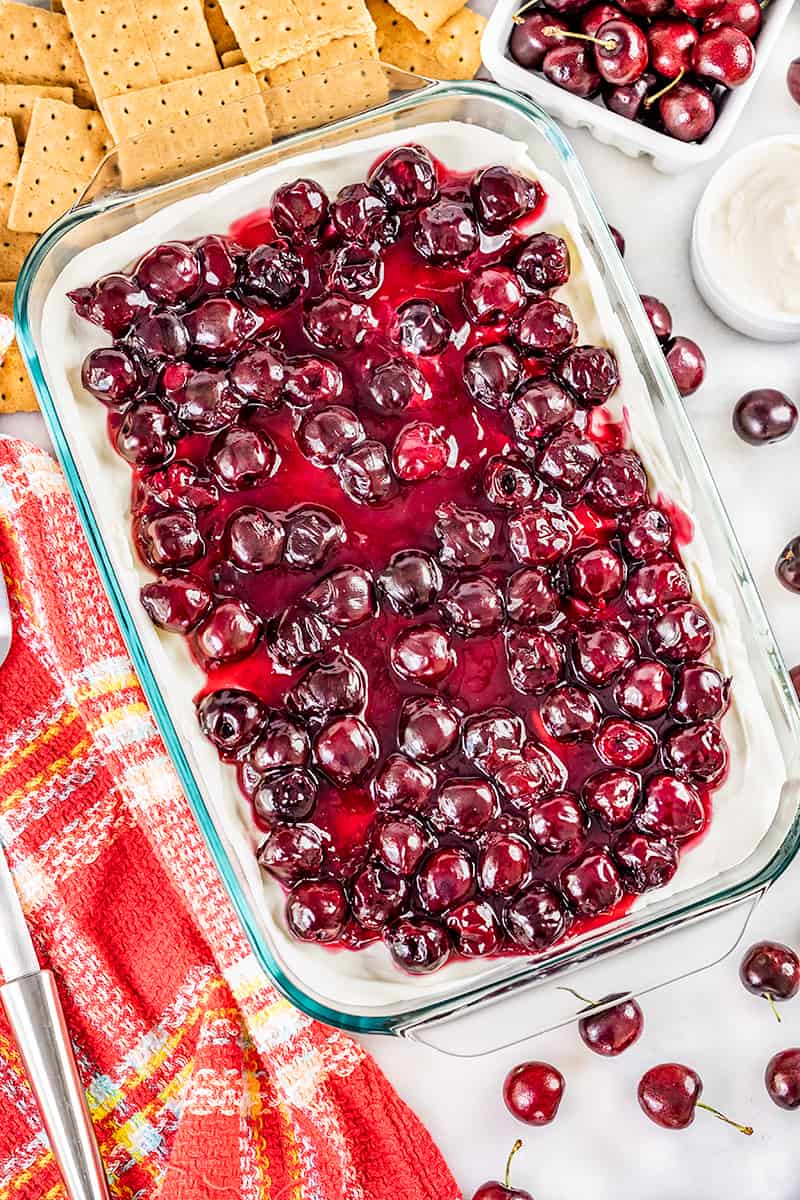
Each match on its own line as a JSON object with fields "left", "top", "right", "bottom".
{"left": 69, "top": 145, "right": 733, "bottom": 978}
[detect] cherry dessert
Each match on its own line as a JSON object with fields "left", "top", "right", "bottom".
{"left": 638, "top": 1063, "right": 753, "bottom": 1133}
{"left": 71, "top": 146, "right": 730, "bottom": 974}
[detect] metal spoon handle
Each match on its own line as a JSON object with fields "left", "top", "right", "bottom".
{"left": 1, "top": 971, "right": 111, "bottom": 1200}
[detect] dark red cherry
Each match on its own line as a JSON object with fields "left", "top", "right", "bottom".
{"left": 504, "top": 1062, "right": 565, "bottom": 1126}
{"left": 196, "top": 688, "right": 264, "bottom": 755}
{"left": 248, "top": 712, "right": 309, "bottom": 773}
{"left": 463, "top": 267, "right": 526, "bottom": 326}
{"left": 330, "top": 182, "right": 392, "bottom": 242}
{"left": 395, "top": 298, "right": 452, "bottom": 355}
{"left": 193, "top": 599, "right": 261, "bottom": 665}
{"left": 282, "top": 355, "right": 343, "bottom": 409}
{"left": 732, "top": 389, "right": 798, "bottom": 445}
{"left": 374, "top": 814, "right": 429, "bottom": 875}
{"left": 283, "top": 505, "right": 345, "bottom": 569}
{"left": 304, "top": 294, "right": 372, "bottom": 351}
{"left": 788, "top": 58, "right": 800, "bottom": 105}
{"left": 392, "top": 421, "right": 449, "bottom": 482}
{"left": 384, "top": 916, "right": 450, "bottom": 973}
{"left": 626, "top": 557, "right": 690, "bottom": 611}
{"left": 537, "top": 431, "right": 601, "bottom": 493}
{"left": 436, "top": 502, "right": 497, "bottom": 568}
{"left": 414, "top": 199, "right": 480, "bottom": 264}
{"left": 446, "top": 899, "right": 502, "bottom": 957}
{"left": 463, "top": 343, "right": 522, "bottom": 410}
{"left": 271, "top": 604, "right": 333, "bottom": 667}
{"left": 440, "top": 575, "right": 505, "bottom": 636}
{"left": 510, "top": 11, "right": 569, "bottom": 68}
{"left": 650, "top": 603, "right": 713, "bottom": 662}
{"left": 580, "top": 2, "right": 623, "bottom": 31}
{"left": 510, "top": 378, "right": 575, "bottom": 444}
{"left": 555, "top": 345, "right": 620, "bottom": 408}
{"left": 592, "top": 18, "right": 650, "bottom": 86}
{"left": 338, "top": 440, "right": 397, "bottom": 505}
{"left": 255, "top": 768, "right": 318, "bottom": 823}
{"left": 351, "top": 863, "right": 409, "bottom": 930}
{"left": 184, "top": 296, "right": 255, "bottom": 359}
{"left": 286, "top": 879, "right": 347, "bottom": 943}
{"left": 208, "top": 426, "right": 276, "bottom": 489}
{"left": 529, "top": 792, "right": 587, "bottom": 855}
{"left": 297, "top": 405, "right": 364, "bottom": 466}
{"left": 305, "top": 564, "right": 376, "bottom": 627}
{"left": 496, "top": 745, "right": 567, "bottom": 806}
{"left": 665, "top": 336, "right": 707, "bottom": 395}
{"left": 506, "top": 628, "right": 565, "bottom": 695}
{"left": 589, "top": 449, "right": 647, "bottom": 513}
{"left": 574, "top": 622, "right": 636, "bottom": 685}
{"left": 574, "top": 992, "right": 644, "bottom": 1056}
{"left": 328, "top": 243, "right": 381, "bottom": 298}
{"left": 229, "top": 345, "right": 285, "bottom": 406}
{"left": 140, "top": 574, "right": 212, "bottom": 633}
{"left": 766, "top": 1051, "right": 800, "bottom": 1110}
{"left": 659, "top": 83, "right": 716, "bottom": 143}
{"left": 399, "top": 695, "right": 461, "bottom": 762}
{"left": 609, "top": 225, "right": 625, "bottom": 255}
{"left": 243, "top": 241, "right": 304, "bottom": 306}
{"left": 515, "top": 298, "right": 577, "bottom": 358}
{"left": 116, "top": 400, "right": 176, "bottom": 465}
{"left": 614, "top": 659, "right": 672, "bottom": 718}
{"left": 622, "top": 507, "right": 673, "bottom": 560}
{"left": 604, "top": 73, "right": 657, "bottom": 120}
{"left": 313, "top": 715, "right": 378, "bottom": 785}
{"left": 703, "top": 0, "right": 761, "bottom": 34}
{"left": 365, "top": 358, "right": 429, "bottom": 412}
{"left": 378, "top": 550, "right": 442, "bottom": 614}
{"left": 390, "top": 623, "right": 455, "bottom": 685}
{"left": 462, "top": 708, "right": 526, "bottom": 773}
{"left": 136, "top": 511, "right": 202, "bottom": 567}
{"left": 673, "top": 0, "right": 724, "bottom": 15}
{"left": 561, "top": 849, "right": 623, "bottom": 916}
{"left": 649, "top": 19, "right": 698, "bottom": 77}
{"left": 638, "top": 296, "right": 673, "bottom": 347}
{"left": 193, "top": 234, "right": 240, "bottom": 295}
{"left": 515, "top": 232, "right": 571, "bottom": 296}
{"left": 583, "top": 768, "right": 640, "bottom": 828}
{"left": 506, "top": 567, "right": 559, "bottom": 625}
{"left": 81, "top": 346, "right": 140, "bottom": 405}
{"left": 483, "top": 455, "right": 539, "bottom": 509}
{"left": 471, "top": 165, "right": 540, "bottom": 232}
{"left": 135, "top": 241, "right": 199, "bottom": 303}
{"left": 373, "top": 754, "right": 435, "bottom": 810}
{"left": 479, "top": 833, "right": 534, "bottom": 896}
{"left": 257, "top": 824, "right": 324, "bottom": 884}
{"left": 288, "top": 652, "right": 366, "bottom": 719}
{"left": 271, "top": 177, "right": 328, "bottom": 240}
{"left": 637, "top": 772, "right": 705, "bottom": 840}
{"left": 508, "top": 505, "right": 573, "bottom": 565}
{"left": 368, "top": 145, "right": 439, "bottom": 210}
{"left": 777, "top": 536, "right": 800, "bottom": 593}
{"left": 692, "top": 25, "right": 755, "bottom": 86}
{"left": 543, "top": 42, "right": 603, "bottom": 97}
{"left": 614, "top": 829, "right": 679, "bottom": 891}
{"left": 171, "top": 368, "right": 241, "bottom": 432}
{"left": 540, "top": 683, "right": 601, "bottom": 741}
{"left": 438, "top": 778, "right": 498, "bottom": 834}
{"left": 569, "top": 545, "right": 625, "bottom": 604}
{"left": 417, "top": 846, "right": 475, "bottom": 913}
{"left": 505, "top": 885, "right": 571, "bottom": 950}
{"left": 740, "top": 941, "right": 800, "bottom": 1016}
{"left": 226, "top": 507, "right": 284, "bottom": 570}
{"left": 638, "top": 1064, "right": 752, "bottom": 1134}
{"left": 663, "top": 721, "right": 727, "bottom": 782}
{"left": 69, "top": 273, "right": 151, "bottom": 335}
{"left": 670, "top": 662, "right": 729, "bottom": 722}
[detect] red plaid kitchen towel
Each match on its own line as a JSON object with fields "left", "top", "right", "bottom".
{"left": 0, "top": 438, "right": 460, "bottom": 1200}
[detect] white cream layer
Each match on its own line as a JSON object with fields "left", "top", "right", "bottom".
{"left": 40, "top": 122, "right": 786, "bottom": 1018}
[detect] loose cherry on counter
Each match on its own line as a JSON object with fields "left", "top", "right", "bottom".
{"left": 789, "top": 58, "right": 800, "bottom": 106}
{"left": 732, "top": 389, "right": 798, "bottom": 445}
{"left": 739, "top": 941, "right": 800, "bottom": 1021}
{"left": 560, "top": 987, "right": 644, "bottom": 1055}
{"left": 640, "top": 295, "right": 673, "bottom": 343}
{"left": 665, "top": 335, "right": 706, "bottom": 395}
{"left": 472, "top": 1141, "right": 533, "bottom": 1200}
{"left": 504, "top": 1062, "right": 565, "bottom": 1126}
{"left": 776, "top": 537, "right": 800, "bottom": 593}
{"left": 765, "top": 1049, "right": 800, "bottom": 1110}
{"left": 638, "top": 1064, "right": 754, "bottom": 1134}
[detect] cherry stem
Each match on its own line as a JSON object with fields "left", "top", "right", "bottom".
{"left": 764, "top": 992, "right": 782, "bottom": 1023}
{"left": 505, "top": 1140, "right": 524, "bottom": 1189}
{"left": 558, "top": 985, "right": 598, "bottom": 1008}
{"left": 696, "top": 1102, "right": 754, "bottom": 1137}
{"left": 542, "top": 24, "right": 617, "bottom": 49}
{"left": 643, "top": 67, "right": 685, "bottom": 108}
{"left": 511, "top": 0, "right": 540, "bottom": 23}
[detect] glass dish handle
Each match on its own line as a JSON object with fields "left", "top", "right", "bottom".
{"left": 398, "top": 892, "right": 762, "bottom": 1057}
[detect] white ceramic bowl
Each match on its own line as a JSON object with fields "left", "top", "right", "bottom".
{"left": 691, "top": 133, "right": 800, "bottom": 341}
{"left": 481, "top": 0, "right": 796, "bottom": 174}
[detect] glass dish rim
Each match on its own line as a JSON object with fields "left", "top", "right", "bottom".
{"left": 14, "top": 78, "right": 800, "bottom": 1037}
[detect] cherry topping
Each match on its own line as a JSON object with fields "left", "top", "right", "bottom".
{"left": 194, "top": 598, "right": 261, "bottom": 665}
{"left": 540, "top": 683, "right": 601, "bottom": 741}
{"left": 414, "top": 199, "right": 480, "bottom": 264}
{"left": 506, "top": 567, "right": 559, "bottom": 624}
{"left": 304, "top": 294, "right": 372, "bottom": 351}
{"left": 637, "top": 772, "right": 705, "bottom": 840}
{"left": 373, "top": 754, "right": 436, "bottom": 810}
{"left": 590, "top": 449, "right": 647, "bottom": 512}
{"left": 436, "top": 503, "right": 497, "bottom": 568}
{"left": 288, "top": 652, "right": 366, "bottom": 719}
{"left": 663, "top": 720, "right": 727, "bottom": 782}
{"left": 417, "top": 846, "right": 475, "bottom": 913}
{"left": 257, "top": 824, "right": 324, "bottom": 883}
{"left": 116, "top": 400, "right": 176, "bottom": 466}
{"left": 284, "top": 505, "right": 345, "bottom": 569}
{"left": 463, "top": 267, "right": 526, "bottom": 325}
{"left": 391, "top": 622, "right": 456, "bottom": 685}
{"left": 510, "top": 379, "right": 575, "bottom": 445}
{"left": 286, "top": 879, "right": 347, "bottom": 942}
{"left": 472, "top": 165, "right": 540, "bottom": 231}
{"left": 331, "top": 182, "right": 391, "bottom": 243}
{"left": 255, "top": 768, "right": 318, "bottom": 823}
{"left": 446, "top": 899, "right": 502, "bottom": 956}
{"left": 399, "top": 694, "right": 461, "bottom": 761}
{"left": 283, "top": 355, "right": 344, "bottom": 409}
{"left": 196, "top": 688, "right": 264, "bottom": 755}
{"left": 622, "top": 507, "right": 673, "bottom": 560}
{"left": 739, "top": 941, "right": 800, "bottom": 1019}
{"left": 561, "top": 848, "right": 623, "bottom": 916}
{"left": 529, "top": 791, "right": 587, "bottom": 855}
{"left": 569, "top": 545, "right": 625, "bottom": 604}
{"left": 583, "top": 768, "right": 640, "bottom": 828}
{"left": 374, "top": 813, "right": 429, "bottom": 875}
{"left": 140, "top": 575, "right": 212, "bottom": 633}
{"left": 573, "top": 622, "right": 636, "bottom": 685}
{"left": 670, "top": 662, "right": 729, "bottom": 722}
{"left": 365, "top": 357, "right": 429, "bottom": 412}
{"left": 184, "top": 296, "right": 256, "bottom": 359}
{"left": 227, "top": 507, "right": 285, "bottom": 570}
{"left": 230, "top": 346, "right": 286, "bottom": 406}
{"left": 650, "top": 602, "right": 713, "bottom": 662}
{"left": 368, "top": 145, "right": 439, "bottom": 210}
{"left": 243, "top": 241, "right": 304, "bottom": 306}
{"left": 515, "top": 232, "right": 571, "bottom": 295}
{"left": 555, "top": 345, "right": 620, "bottom": 408}
{"left": 271, "top": 604, "right": 333, "bottom": 667}
{"left": 69, "top": 273, "right": 151, "bottom": 336}
{"left": 464, "top": 343, "right": 522, "bottom": 410}
{"left": 483, "top": 455, "right": 539, "bottom": 509}
{"left": 305, "top": 564, "right": 376, "bottom": 627}
{"left": 378, "top": 550, "right": 443, "bottom": 615}
{"left": 508, "top": 505, "right": 573, "bottom": 565}
{"left": 81, "top": 346, "right": 140, "bottom": 406}
{"left": 479, "top": 833, "right": 534, "bottom": 896}
{"left": 136, "top": 510, "right": 202, "bottom": 567}
{"left": 392, "top": 421, "right": 449, "bottom": 481}
{"left": 440, "top": 575, "right": 505, "bottom": 636}
{"left": 297, "top": 405, "right": 364, "bottom": 465}
{"left": 384, "top": 916, "right": 450, "bottom": 973}
{"left": 329, "top": 241, "right": 384, "bottom": 298}
{"left": 395, "top": 298, "right": 452, "bottom": 355}
{"left": 505, "top": 885, "right": 571, "bottom": 950}
{"left": 339, "top": 440, "right": 397, "bottom": 506}
{"left": 507, "top": 628, "right": 565, "bottom": 694}
{"left": 626, "top": 556, "right": 690, "bottom": 611}
{"left": 313, "top": 715, "right": 379, "bottom": 785}
{"left": 537, "top": 431, "right": 601, "bottom": 492}
{"left": 638, "top": 1064, "right": 753, "bottom": 1134}
{"left": 271, "top": 178, "right": 328, "bottom": 240}
{"left": 515, "top": 298, "right": 577, "bottom": 358}
{"left": 613, "top": 829, "right": 679, "bottom": 891}
{"left": 193, "top": 233, "right": 240, "bottom": 295}
{"left": 614, "top": 659, "right": 673, "bottom": 718}
{"left": 438, "top": 778, "right": 498, "bottom": 834}
{"left": 766, "top": 1050, "right": 800, "bottom": 1110}
{"left": 171, "top": 368, "right": 241, "bottom": 432}
{"left": 352, "top": 863, "right": 408, "bottom": 930}
{"left": 732, "top": 389, "right": 797, "bottom": 445}
{"left": 135, "top": 241, "right": 199, "bottom": 303}
{"left": 504, "top": 1062, "right": 565, "bottom": 1126}
{"left": 208, "top": 426, "right": 277, "bottom": 489}
{"left": 462, "top": 708, "right": 526, "bottom": 772}
{"left": 249, "top": 712, "right": 309, "bottom": 773}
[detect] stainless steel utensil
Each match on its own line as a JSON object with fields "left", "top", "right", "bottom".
{"left": 0, "top": 565, "right": 111, "bottom": 1200}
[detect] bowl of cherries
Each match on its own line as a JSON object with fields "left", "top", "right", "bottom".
{"left": 481, "top": 0, "right": 795, "bottom": 172}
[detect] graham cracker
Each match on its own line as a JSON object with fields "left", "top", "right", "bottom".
{"left": 265, "top": 32, "right": 378, "bottom": 84}
{"left": 52, "top": 0, "right": 66, "bottom": 10}
{"left": 264, "top": 55, "right": 388, "bottom": 137}
{"left": 0, "top": 2, "right": 95, "bottom": 107}
{"left": 0, "top": 84, "right": 74, "bottom": 143}
{"left": 8, "top": 99, "right": 112, "bottom": 234}
{"left": 0, "top": 117, "right": 36, "bottom": 280}
{"left": 204, "top": 0, "right": 239, "bottom": 54}
{"left": 386, "top": 0, "right": 465, "bottom": 36}
{"left": 0, "top": 282, "right": 37, "bottom": 413}
{"left": 218, "top": 0, "right": 374, "bottom": 73}
{"left": 102, "top": 66, "right": 272, "bottom": 187}
{"left": 371, "top": 0, "right": 484, "bottom": 78}
{"left": 63, "top": 0, "right": 221, "bottom": 104}
{"left": 220, "top": 49, "right": 246, "bottom": 67}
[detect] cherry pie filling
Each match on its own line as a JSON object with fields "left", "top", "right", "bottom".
{"left": 70, "top": 145, "right": 731, "bottom": 976}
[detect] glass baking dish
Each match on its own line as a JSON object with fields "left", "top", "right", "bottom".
{"left": 14, "top": 78, "right": 800, "bottom": 1048}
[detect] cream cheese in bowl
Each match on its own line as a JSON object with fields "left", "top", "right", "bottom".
{"left": 692, "top": 135, "right": 800, "bottom": 342}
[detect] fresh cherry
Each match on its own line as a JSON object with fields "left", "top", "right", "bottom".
{"left": 510, "top": 11, "right": 569, "bottom": 68}
{"left": 740, "top": 941, "right": 800, "bottom": 1020}
{"left": 658, "top": 83, "right": 716, "bottom": 144}
{"left": 789, "top": 58, "right": 800, "bottom": 106}
{"left": 542, "top": 42, "right": 603, "bottom": 98}
{"left": 638, "top": 1064, "right": 753, "bottom": 1134}
{"left": 703, "top": 0, "right": 761, "bottom": 34}
{"left": 692, "top": 26, "right": 755, "bottom": 87}
{"left": 592, "top": 18, "right": 650, "bottom": 86}
{"left": 777, "top": 537, "right": 800, "bottom": 593}
{"left": 640, "top": 294, "right": 673, "bottom": 343}
{"left": 504, "top": 1062, "right": 565, "bottom": 1126}
{"left": 732, "top": 389, "right": 797, "bottom": 445}
{"left": 604, "top": 72, "right": 657, "bottom": 120}
{"left": 472, "top": 1140, "right": 532, "bottom": 1200}
{"left": 648, "top": 18, "right": 698, "bottom": 77}
{"left": 562, "top": 988, "right": 644, "bottom": 1056}
{"left": 766, "top": 1049, "right": 800, "bottom": 1110}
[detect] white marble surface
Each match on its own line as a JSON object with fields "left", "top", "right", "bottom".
{"left": 3, "top": 12, "right": 800, "bottom": 1195}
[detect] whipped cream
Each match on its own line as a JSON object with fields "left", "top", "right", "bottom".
{"left": 703, "top": 141, "right": 800, "bottom": 319}
{"left": 38, "top": 122, "right": 788, "bottom": 1020}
